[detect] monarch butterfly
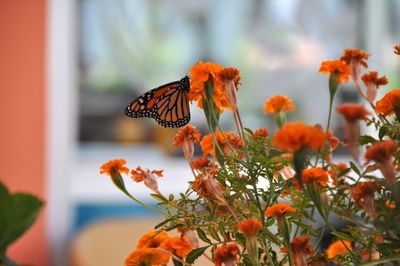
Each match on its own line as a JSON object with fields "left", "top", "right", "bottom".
{"left": 125, "top": 76, "right": 191, "bottom": 128}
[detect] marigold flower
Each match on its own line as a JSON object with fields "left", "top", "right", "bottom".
{"left": 137, "top": 230, "right": 170, "bottom": 249}
{"left": 340, "top": 48, "right": 369, "bottom": 81}
{"left": 192, "top": 157, "right": 213, "bottom": 171}
{"left": 365, "top": 140, "right": 397, "bottom": 184}
{"left": 386, "top": 200, "right": 396, "bottom": 209}
{"left": 394, "top": 45, "right": 400, "bottom": 55}
{"left": 361, "top": 72, "right": 388, "bottom": 102}
{"left": 264, "top": 95, "right": 296, "bottom": 114}
{"left": 326, "top": 240, "right": 352, "bottom": 260}
{"left": 178, "top": 228, "right": 199, "bottom": 248}
{"left": 272, "top": 123, "right": 327, "bottom": 152}
{"left": 188, "top": 61, "right": 230, "bottom": 112}
{"left": 253, "top": 128, "right": 269, "bottom": 138}
{"left": 237, "top": 219, "right": 262, "bottom": 237}
{"left": 336, "top": 103, "right": 370, "bottom": 121}
{"left": 161, "top": 236, "right": 193, "bottom": 258}
{"left": 131, "top": 167, "right": 163, "bottom": 194}
{"left": 301, "top": 167, "right": 329, "bottom": 188}
{"left": 173, "top": 124, "right": 201, "bottom": 163}
{"left": 281, "top": 236, "right": 314, "bottom": 266}
{"left": 352, "top": 181, "right": 381, "bottom": 219}
{"left": 213, "top": 243, "right": 240, "bottom": 266}
{"left": 319, "top": 59, "right": 350, "bottom": 84}
{"left": 124, "top": 248, "right": 170, "bottom": 266}
{"left": 100, "top": 159, "right": 129, "bottom": 176}
{"left": 337, "top": 103, "right": 370, "bottom": 159}
{"left": 218, "top": 67, "right": 241, "bottom": 111}
{"left": 200, "top": 131, "right": 243, "bottom": 157}
{"left": 329, "top": 163, "right": 349, "bottom": 186}
{"left": 265, "top": 203, "right": 296, "bottom": 218}
{"left": 361, "top": 248, "right": 380, "bottom": 261}
{"left": 375, "top": 89, "right": 400, "bottom": 116}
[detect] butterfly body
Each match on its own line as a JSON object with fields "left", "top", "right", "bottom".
{"left": 125, "top": 76, "right": 191, "bottom": 128}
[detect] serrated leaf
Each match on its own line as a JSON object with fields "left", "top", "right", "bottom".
{"left": 186, "top": 246, "right": 209, "bottom": 264}
{"left": 196, "top": 228, "right": 211, "bottom": 244}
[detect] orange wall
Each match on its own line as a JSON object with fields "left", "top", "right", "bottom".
{"left": 0, "top": 1, "right": 48, "bottom": 265}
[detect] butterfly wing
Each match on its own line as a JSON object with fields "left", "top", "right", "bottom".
{"left": 125, "top": 77, "right": 190, "bottom": 128}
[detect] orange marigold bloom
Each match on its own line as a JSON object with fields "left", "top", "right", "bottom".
{"left": 326, "top": 240, "right": 352, "bottom": 260}
{"left": 336, "top": 103, "right": 370, "bottom": 121}
{"left": 161, "top": 236, "right": 194, "bottom": 258}
{"left": 272, "top": 123, "right": 327, "bottom": 152}
{"left": 124, "top": 248, "right": 170, "bottom": 266}
{"left": 100, "top": 158, "right": 129, "bottom": 176}
{"left": 281, "top": 236, "right": 314, "bottom": 266}
{"left": 352, "top": 181, "right": 381, "bottom": 206}
{"left": 173, "top": 124, "right": 201, "bottom": 147}
{"left": 264, "top": 95, "right": 296, "bottom": 114}
{"left": 340, "top": 48, "right": 369, "bottom": 68}
{"left": 218, "top": 67, "right": 241, "bottom": 86}
{"left": 394, "top": 45, "right": 400, "bottom": 55}
{"left": 200, "top": 131, "right": 243, "bottom": 157}
{"left": 265, "top": 203, "right": 296, "bottom": 218}
{"left": 131, "top": 167, "right": 163, "bottom": 183}
{"left": 319, "top": 59, "right": 351, "bottom": 84}
{"left": 253, "top": 128, "right": 269, "bottom": 138}
{"left": 301, "top": 167, "right": 329, "bottom": 187}
{"left": 137, "top": 230, "right": 170, "bottom": 249}
{"left": 362, "top": 71, "right": 388, "bottom": 102}
{"left": 375, "top": 89, "right": 400, "bottom": 116}
{"left": 361, "top": 71, "right": 388, "bottom": 88}
{"left": 192, "top": 157, "right": 213, "bottom": 170}
{"left": 213, "top": 243, "right": 240, "bottom": 266}
{"left": 188, "top": 61, "right": 229, "bottom": 112}
{"left": 237, "top": 219, "right": 262, "bottom": 237}
{"left": 365, "top": 140, "right": 397, "bottom": 164}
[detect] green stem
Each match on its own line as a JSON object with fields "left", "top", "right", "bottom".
{"left": 121, "top": 189, "right": 166, "bottom": 216}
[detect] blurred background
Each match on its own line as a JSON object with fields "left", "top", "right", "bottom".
{"left": 0, "top": 0, "right": 399, "bottom": 265}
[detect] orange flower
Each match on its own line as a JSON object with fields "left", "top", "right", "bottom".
{"left": 188, "top": 61, "right": 230, "bottom": 112}
{"left": 253, "top": 128, "right": 269, "bottom": 138}
{"left": 137, "top": 230, "right": 170, "bottom": 249}
{"left": 200, "top": 131, "right": 243, "bottom": 157}
{"left": 375, "top": 89, "right": 400, "bottom": 116}
{"left": 352, "top": 181, "right": 381, "bottom": 219}
{"left": 131, "top": 167, "right": 164, "bottom": 194}
{"left": 173, "top": 124, "right": 201, "bottom": 162}
{"left": 340, "top": 48, "right": 369, "bottom": 68}
{"left": 265, "top": 203, "right": 296, "bottom": 218}
{"left": 124, "top": 248, "right": 170, "bottom": 266}
{"left": 326, "top": 240, "right": 352, "bottom": 260}
{"left": 281, "top": 236, "right": 314, "bottom": 266}
{"left": 361, "top": 72, "right": 388, "bottom": 102}
{"left": 394, "top": 45, "right": 400, "bottom": 55}
{"left": 319, "top": 59, "right": 351, "bottom": 84}
{"left": 218, "top": 67, "right": 241, "bottom": 111}
{"left": 386, "top": 200, "right": 396, "bottom": 209}
{"left": 237, "top": 219, "right": 262, "bottom": 237}
{"left": 213, "top": 243, "right": 240, "bottom": 266}
{"left": 264, "top": 95, "right": 296, "bottom": 114}
{"left": 336, "top": 103, "right": 370, "bottom": 121}
{"left": 100, "top": 159, "right": 129, "bottom": 176}
{"left": 272, "top": 123, "right": 327, "bottom": 152}
{"left": 218, "top": 67, "right": 241, "bottom": 85}
{"left": 173, "top": 124, "right": 201, "bottom": 147}
{"left": 301, "top": 167, "right": 329, "bottom": 188}
{"left": 365, "top": 140, "right": 397, "bottom": 163}
{"left": 365, "top": 140, "right": 397, "bottom": 184}
{"left": 329, "top": 163, "right": 349, "bottom": 186}
{"left": 192, "top": 157, "right": 213, "bottom": 170}
{"left": 161, "top": 236, "right": 193, "bottom": 258}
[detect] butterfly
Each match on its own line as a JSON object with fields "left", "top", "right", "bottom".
{"left": 125, "top": 76, "right": 191, "bottom": 128}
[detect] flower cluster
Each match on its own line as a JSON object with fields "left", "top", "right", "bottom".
{"left": 102, "top": 45, "right": 400, "bottom": 266}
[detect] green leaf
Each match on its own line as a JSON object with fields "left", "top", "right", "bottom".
{"left": 349, "top": 162, "right": 361, "bottom": 176}
{"left": 186, "top": 246, "right": 209, "bottom": 264}
{"left": 196, "top": 228, "right": 211, "bottom": 244}
{"left": 150, "top": 193, "right": 168, "bottom": 203}
{"left": 359, "top": 135, "right": 377, "bottom": 145}
{"left": 331, "top": 231, "right": 353, "bottom": 241}
{"left": 0, "top": 182, "right": 43, "bottom": 251}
